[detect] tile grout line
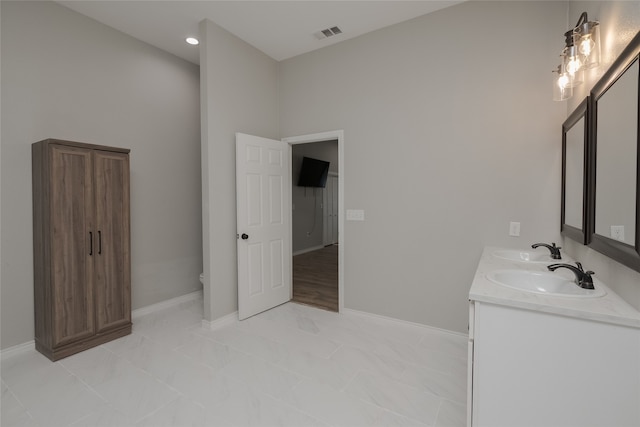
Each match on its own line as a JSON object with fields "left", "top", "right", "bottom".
{"left": 199, "top": 334, "right": 319, "bottom": 388}
{"left": 342, "top": 371, "right": 441, "bottom": 427}
{"left": 57, "top": 352, "right": 160, "bottom": 426}
{"left": 196, "top": 325, "right": 352, "bottom": 388}
{"left": 2, "top": 380, "right": 34, "bottom": 424}
{"left": 67, "top": 409, "right": 102, "bottom": 427}
{"left": 234, "top": 322, "right": 341, "bottom": 360}
{"left": 325, "top": 341, "right": 344, "bottom": 359}
{"left": 376, "top": 407, "right": 432, "bottom": 427}
{"left": 132, "top": 393, "right": 184, "bottom": 425}
{"left": 433, "top": 398, "right": 445, "bottom": 427}
{"left": 57, "top": 360, "right": 110, "bottom": 405}
{"left": 97, "top": 336, "right": 191, "bottom": 412}
{"left": 370, "top": 339, "right": 468, "bottom": 381}
{"left": 339, "top": 368, "right": 362, "bottom": 392}
{"left": 251, "top": 378, "right": 327, "bottom": 427}
{"left": 174, "top": 319, "right": 310, "bottom": 408}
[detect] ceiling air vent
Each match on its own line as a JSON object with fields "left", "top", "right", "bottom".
{"left": 314, "top": 26, "right": 343, "bottom": 40}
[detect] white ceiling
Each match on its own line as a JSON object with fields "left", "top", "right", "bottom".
{"left": 57, "top": 1, "right": 463, "bottom": 64}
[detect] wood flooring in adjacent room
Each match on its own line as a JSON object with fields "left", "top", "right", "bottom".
{"left": 292, "top": 244, "right": 338, "bottom": 312}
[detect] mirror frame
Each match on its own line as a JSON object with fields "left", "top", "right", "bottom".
{"left": 561, "top": 97, "right": 589, "bottom": 244}
{"left": 588, "top": 31, "right": 640, "bottom": 273}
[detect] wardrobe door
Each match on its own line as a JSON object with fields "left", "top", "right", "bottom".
{"left": 49, "top": 144, "right": 96, "bottom": 346}
{"left": 94, "top": 150, "right": 131, "bottom": 333}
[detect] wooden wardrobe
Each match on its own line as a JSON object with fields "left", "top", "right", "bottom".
{"left": 32, "top": 139, "right": 131, "bottom": 361}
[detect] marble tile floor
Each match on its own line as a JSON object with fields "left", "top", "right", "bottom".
{"left": 1, "top": 299, "right": 468, "bottom": 427}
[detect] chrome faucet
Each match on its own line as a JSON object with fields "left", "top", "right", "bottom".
{"left": 547, "top": 262, "right": 595, "bottom": 289}
{"left": 531, "top": 242, "right": 562, "bottom": 260}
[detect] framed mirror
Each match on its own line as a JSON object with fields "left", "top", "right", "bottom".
{"left": 561, "top": 97, "right": 589, "bottom": 244}
{"left": 589, "top": 31, "right": 640, "bottom": 273}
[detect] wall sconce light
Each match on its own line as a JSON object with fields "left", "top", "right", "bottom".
{"left": 553, "top": 64, "right": 573, "bottom": 101}
{"left": 574, "top": 12, "right": 601, "bottom": 69}
{"left": 553, "top": 12, "right": 600, "bottom": 101}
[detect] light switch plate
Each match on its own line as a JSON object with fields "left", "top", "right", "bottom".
{"left": 347, "top": 209, "right": 365, "bottom": 221}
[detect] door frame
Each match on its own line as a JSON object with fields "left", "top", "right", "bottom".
{"left": 323, "top": 172, "right": 339, "bottom": 247}
{"left": 282, "top": 130, "right": 344, "bottom": 313}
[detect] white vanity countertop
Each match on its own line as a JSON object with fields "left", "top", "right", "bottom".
{"left": 469, "top": 246, "right": 640, "bottom": 328}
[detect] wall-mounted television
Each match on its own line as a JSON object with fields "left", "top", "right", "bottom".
{"left": 297, "top": 157, "right": 330, "bottom": 188}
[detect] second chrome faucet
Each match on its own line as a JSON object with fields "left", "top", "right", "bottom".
{"left": 531, "top": 242, "right": 562, "bottom": 260}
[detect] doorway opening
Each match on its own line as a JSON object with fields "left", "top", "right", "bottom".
{"left": 283, "top": 131, "right": 344, "bottom": 313}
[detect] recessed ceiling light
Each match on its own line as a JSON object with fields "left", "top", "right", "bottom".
{"left": 186, "top": 37, "right": 199, "bottom": 45}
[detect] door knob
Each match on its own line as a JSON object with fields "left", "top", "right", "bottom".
{"left": 241, "top": 233, "right": 249, "bottom": 240}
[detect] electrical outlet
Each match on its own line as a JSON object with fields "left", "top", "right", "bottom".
{"left": 611, "top": 225, "right": 625, "bottom": 241}
{"left": 509, "top": 221, "right": 521, "bottom": 237}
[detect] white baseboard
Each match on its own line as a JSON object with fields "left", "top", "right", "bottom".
{"left": 341, "top": 307, "right": 468, "bottom": 338}
{"left": 202, "top": 311, "right": 238, "bottom": 330}
{"left": 1, "top": 290, "right": 204, "bottom": 361}
{"left": 1, "top": 341, "right": 35, "bottom": 361}
{"left": 132, "top": 289, "right": 203, "bottom": 320}
{"left": 293, "top": 245, "right": 325, "bottom": 256}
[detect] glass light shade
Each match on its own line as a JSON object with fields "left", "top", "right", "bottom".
{"left": 566, "top": 67, "right": 584, "bottom": 88}
{"left": 576, "top": 22, "right": 600, "bottom": 69}
{"left": 553, "top": 65, "right": 573, "bottom": 101}
{"left": 564, "top": 44, "right": 582, "bottom": 74}
{"left": 562, "top": 44, "right": 584, "bottom": 87}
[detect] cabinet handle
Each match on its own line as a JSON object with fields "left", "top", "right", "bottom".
{"left": 98, "top": 231, "right": 102, "bottom": 255}
{"left": 89, "top": 231, "right": 93, "bottom": 256}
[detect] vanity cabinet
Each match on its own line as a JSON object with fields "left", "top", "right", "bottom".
{"left": 32, "top": 139, "right": 131, "bottom": 361}
{"left": 468, "top": 300, "right": 640, "bottom": 427}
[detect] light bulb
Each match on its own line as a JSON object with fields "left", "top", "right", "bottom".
{"left": 566, "top": 56, "right": 582, "bottom": 75}
{"left": 553, "top": 64, "right": 573, "bottom": 101}
{"left": 557, "top": 74, "right": 570, "bottom": 89}
{"left": 579, "top": 37, "right": 594, "bottom": 57}
{"left": 575, "top": 19, "right": 600, "bottom": 69}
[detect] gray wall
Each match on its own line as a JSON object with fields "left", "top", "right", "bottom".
{"left": 564, "top": 1, "right": 640, "bottom": 311}
{"left": 279, "top": 1, "right": 568, "bottom": 333}
{"left": 292, "top": 140, "right": 338, "bottom": 254}
{"left": 0, "top": 1, "right": 3, "bottom": 351}
{"left": 199, "top": 19, "right": 279, "bottom": 322}
{"left": 1, "top": 1, "right": 202, "bottom": 349}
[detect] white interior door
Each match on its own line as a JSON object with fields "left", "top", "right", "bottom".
{"left": 236, "top": 133, "right": 291, "bottom": 320}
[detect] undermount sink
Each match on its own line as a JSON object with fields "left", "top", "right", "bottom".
{"left": 492, "top": 249, "right": 557, "bottom": 264}
{"left": 486, "top": 270, "right": 606, "bottom": 298}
